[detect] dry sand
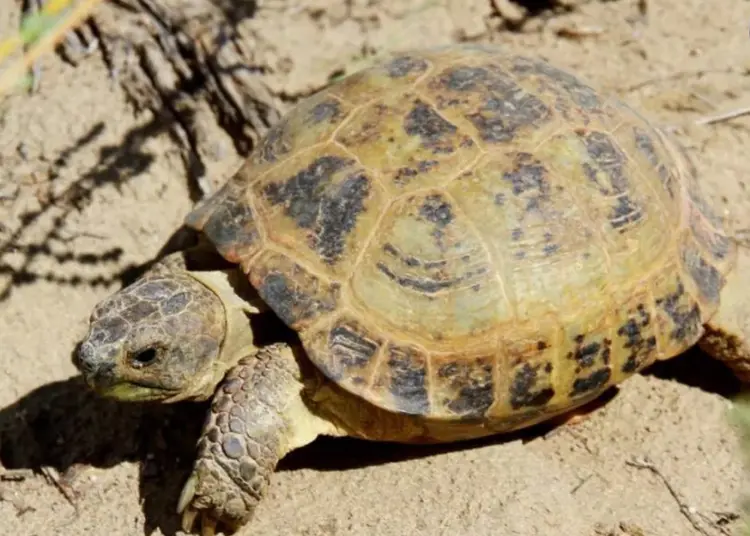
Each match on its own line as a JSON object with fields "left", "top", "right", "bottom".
{"left": 1, "top": 1, "right": 750, "bottom": 535}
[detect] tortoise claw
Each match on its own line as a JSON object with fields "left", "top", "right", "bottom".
{"left": 181, "top": 507, "right": 219, "bottom": 536}
{"left": 177, "top": 472, "right": 197, "bottom": 515}
{"left": 177, "top": 470, "right": 242, "bottom": 535}
{"left": 181, "top": 508, "right": 198, "bottom": 534}
{"left": 182, "top": 505, "right": 239, "bottom": 536}
{"left": 200, "top": 515, "right": 217, "bottom": 536}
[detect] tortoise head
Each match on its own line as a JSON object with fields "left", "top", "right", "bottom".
{"left": 74, "top": 255, "right": 259, "bottom": 402}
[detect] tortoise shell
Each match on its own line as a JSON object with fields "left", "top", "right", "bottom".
{"left": 186, "top": 44, "right": 735, "bottom": 423}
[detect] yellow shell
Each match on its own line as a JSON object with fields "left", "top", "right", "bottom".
{"left": 186, "top": 44, "right": 735, "bottom": 424}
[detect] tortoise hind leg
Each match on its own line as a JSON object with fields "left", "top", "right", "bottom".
{"left": 699, "top": 245, "right": 750, "bottom": 382}
{"left": 178, "top": 343, "right": 345, "bottom": 536}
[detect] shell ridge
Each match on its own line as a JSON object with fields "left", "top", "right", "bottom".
{"left": 538, "top": 130, "right": 614, "bottom": 279}
{"left": 440, "top": 188, "right": 515, "bottom": 319}
{"left": 192, "top": 46, "right": 730, "bottom": 424}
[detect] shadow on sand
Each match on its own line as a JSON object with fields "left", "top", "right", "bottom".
{"left": 0, "top": 342, "right": 740, "bottom": 535}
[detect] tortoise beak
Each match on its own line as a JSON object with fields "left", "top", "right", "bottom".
{"left": 73, "top": 340, "right": 174, "bottom": 402}
{"left": 74, "top": 339, "right": 118, "bottom": 388}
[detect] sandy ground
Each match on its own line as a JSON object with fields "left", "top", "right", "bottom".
{"left": 2, "top": 1, "right": 750, "bottom": 535}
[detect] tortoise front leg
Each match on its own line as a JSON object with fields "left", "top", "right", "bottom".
{"left": 178, "top": 343, "right": 344, "bottom": 536}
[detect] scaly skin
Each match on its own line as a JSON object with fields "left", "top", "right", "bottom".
{"left": 75, "top": 253, "right": 344, "bottom": 536}
{"left": 74, "top": 44, "right": 750, "bottom": 536}
{"left": 75, "top": 246, "right": 750, "bottom": 536}
{"left": 75, "top": 255, "right": 229, "bottom": 403}
{"left": 75, "top": 246, "right": 267, "bottom": 404}
{"left": 177, "top": 343, "right": 344, "bottom": 535}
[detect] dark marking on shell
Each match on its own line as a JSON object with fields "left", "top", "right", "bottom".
{"left": 393, "top": 159, "right": 439, "bottom": 186}
{"left": 386, "top": 345, "right": 430, "bottom": 414}
{"left": 438, "top": 360, "right": 494, "bottom": 418}
{"left": 682, "top": 163, "right": 726, "bottom": 232}
{"left": 404, "top": 100, "right": 458, "bottom": 154}
{"left": 543, "top": 243, "right": 560, "bottom": 256}
{"left": 681, "top": 244, "right": 724, "bottom": 305}
{"left": 328, "top": 321, "right": 380, "bottom": 371}
{"left": 314, "top": 174, "right": 370, "bottom": 263}
{"left": 504, "top": 153, "right": 549, "bottom": 197}
{"left": 263, "top": 156, "right": 370, "bottom": 264}
{"left": 609, "top": 196, "right": 642, "bottom": 230}
{"left": 438, "top": 65, "right": 551, "bottom": 143}
{"left": 256, "top": 122, "right": 290, "bottom": 164}
{"left": 575, "top": 341, "right": 601, "bottom": 367}
{"left": 386, "top": 56, "right": 429, "bottom": 78}
{"left": 376, "top": 262, "right": 461, "bottom": 294}
{"left": 472, "top": 95, "right": 550, "bottom": 144}
{"left": 340, "top": 116, "right": 382, "bottom": 147}
{"left": 309, "top": 99, "right": 342, "bottom": 124}
{"left": 510, "top": 56, "right": 603, "bottom": 112}
{"left": 502, "top": 152, "right": 555, "bottom": 219}
{"left": 580, "top": 131, "right": 642, "bottom": 231}
{"left": 382, "top": 243, "right": 399, "bottom": 257}
{"left": 567, "top": 335, "right": 611, "bottom": 372}
{"left": 418, "top": 159, "right": 439, "bottom": 172}
{"left": 419, "top": 193, "right": 454, "bottom": 227}
{"left": 509, "top": 363, "right": 555, "bottom": 409}
{"left": 382, "top": 243, "right": 445, "bottom": 269}
{"left": 257, "top": 271, "right": 337, "bottom": 328}
{"left": 690, "top": 218, "right": 731, "bottom": 262}
{"left": 618, "top": 303, "right": 657, "bottom": 374}
{"left": 264, "top": 157, "right": 351, "bottom": 230}
{"left": 403, "top": 256, "right": 421, "bottom": 267}
{"left": 442, "top": 66, "right": 488, "bottom": 91}
{"left": 633, "top": 127, "right": 674, "bottom": 198}
{"left": 571, "top": 367, "right": 611, "bottom": 396}
{"left": 197, "top": 184, "right": 261, "bottom": 261}
{"left": 655, "top": 280, "right": 702, "bottom": 342}
{"left": 394, "top": 167, "right": 418, "bottom": 184}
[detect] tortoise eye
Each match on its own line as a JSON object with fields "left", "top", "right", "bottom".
{"left": 130, "top": 348, "right": 158, "bottom": 368}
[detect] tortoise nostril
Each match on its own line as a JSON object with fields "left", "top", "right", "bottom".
{"left": 74, "top": 342, "right": 97, "bottom": 373}
{"left": 130, "top": 348, "right": 158, "bottom": 368}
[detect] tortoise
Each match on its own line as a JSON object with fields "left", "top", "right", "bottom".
{"left": 73, "top": 44, "right": 750, "bottom": 535}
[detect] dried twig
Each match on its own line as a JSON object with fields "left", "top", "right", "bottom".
{"left": 694, "top": 106, "right": 750, "bottom": 126}
{"left": 555, "top": 25, "right": 605, "bottom": 40}
{"left": 0, "top": 0, "right": 105, "bottom": 96}
{"left": 622, "top": 68, "right": 733, "bottom": 93}
{"left": 627, "top": 457, "right": 732, "bottom": 536}
{"left": 40, "top": 466, "right": 78, "bottom": 509}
